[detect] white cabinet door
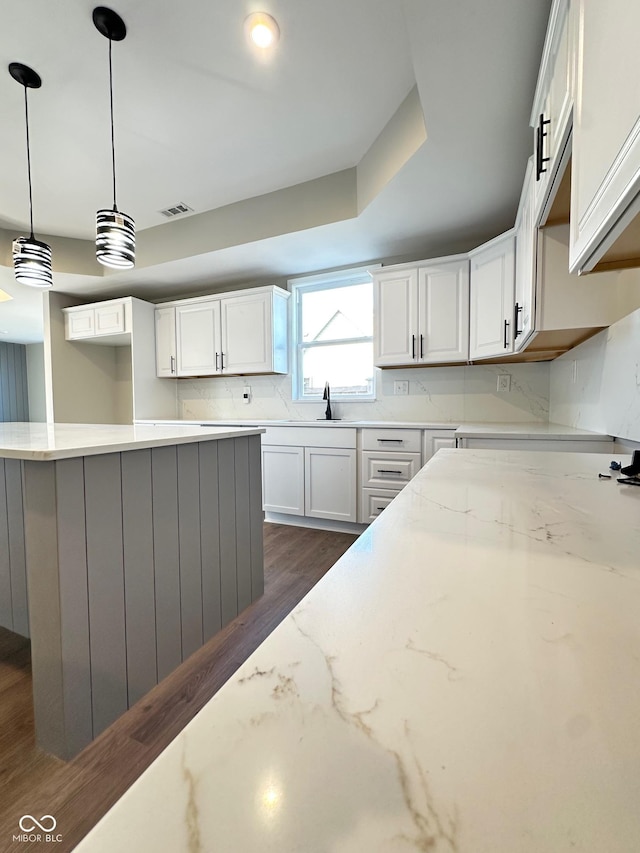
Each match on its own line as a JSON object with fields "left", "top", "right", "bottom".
{"left": 417, "top": 259, "right": 469, "bottom": 363}
{"left": 94, "top": 302, "right": 126, "bottom": 336}
{"left": 570, "top": 0, "right": 640, "bottom": 272}
{"left": 176, "top": 301, "right": 221, "bottom": 376}
{"left": 304, "top": 447, "right": 357, "bottom": 523}
{"left": 220, "top": 292, "right": 272, "bottom": 374}
{"left": 469, "top": 233, "right": 516, "bottom": 359}
{"left": 155, "top": 306, "right": 177, "bottom": 377}
{"left": 66, "top": 307, "right": 95, "bottom": 340}
{"left": 373, "top": 269, "right": 418, "bottom": 366}
{"left": 514, "top": 161, "right": 536, "bottom": 351}
{"left": 423, "top": 430, "right": 457, "bottom": 463}
{"left": 262, "top": 445, "right": 304, "bottom": 515}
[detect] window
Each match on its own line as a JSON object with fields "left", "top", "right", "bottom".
{"left": 291, "top": 268, "right": 376, "bottom": 401}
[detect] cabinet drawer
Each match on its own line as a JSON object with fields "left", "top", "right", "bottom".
{"left": 360, "top": 488, "right": 399, "bottom": 524}
{"left": 262, "top": 427, "right": 357, "bottom": 449}
{"left": 361, "top": 428, "right": 422, "bottom": 453}
{"left": 361, "top": 451, "right": 422, "bottom": 489}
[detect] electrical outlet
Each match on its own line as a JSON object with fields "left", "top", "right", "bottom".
{"left": 243, "top": 385, "right": 251, "bottom": 404}
{"left": 497, "top": 374, "right": 511, "bottom": 393}
{"left": 394, "top": 380, "right": 409, "bottom": 396}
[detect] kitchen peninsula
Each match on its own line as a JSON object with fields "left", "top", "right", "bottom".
{"left": 0, "top": 422, "right": 265, "bottom": 759}
{"left": 75, "top": 447, "right": 640, "bottom": 853}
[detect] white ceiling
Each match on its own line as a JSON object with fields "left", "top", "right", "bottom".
{"left": 0, "top": 0, "right": 552, "bottom": 343}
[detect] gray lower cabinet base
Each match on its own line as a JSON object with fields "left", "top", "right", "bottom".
{"left": 0, "top": 458, "right": 29, "bottom": 638}
{"left": 20, "top": 435, "right": 263, "bottom": 759}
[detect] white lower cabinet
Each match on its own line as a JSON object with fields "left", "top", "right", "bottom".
{"left": 423, "top": 429, "right": 457, "bottom": 462}
{"left": 361, "top": 489, "right": 397, "bottom": 524}
{"left": 262, "top": 445, "right": 305, "bottom": 515}
{"left": 305, "top": 448, "right": 357, "bottom": 523}
{"left": 262, "top": 427, "right": 357, "bottom": 525}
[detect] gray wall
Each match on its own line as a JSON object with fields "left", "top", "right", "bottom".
{"left": 0, "top": 341, "right": 29, "bottom": 422}
{"left": 26, "top": 342, "right": 46, "bottom": 422}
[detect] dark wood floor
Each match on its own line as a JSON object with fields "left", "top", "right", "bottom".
{"left": 0, "top": 523, "right": 357, "bottom": 852}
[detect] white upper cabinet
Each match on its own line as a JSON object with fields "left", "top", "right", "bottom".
{"left": 469, "top": 232, "right": 516, "bottom": 359}
{"left": 569, "top": 0, "right": 640, "bottom": 273}
{"left": 162, "top": 285, "right": 289, "bottom": 378}
{"left": 176, "top": 300, "right": 221, "bottom": 376}
{"left": 514, "top": 160, "right": 536, "bottom": 351}
{"left": 373, "top": 257, "right": 469, "bottom": 367}
{"left": 63, "top": 298, "right": 130, "bottom": 344}
{"left": 531, "top": 0, "right": 573, "bottom": 225}
{"left": 373, "top": 268, "right": 418, "bottom": 366}
{"left": 155, "top": 306, "right": 177, "bottom": 377}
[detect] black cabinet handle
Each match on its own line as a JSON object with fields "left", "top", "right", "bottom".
{"left": 377, "top": 438, "right": 403, "bottom": 443}
{"left": 215, "top": 352, "right": 220, "bottom": 370}
{"left": 220, "top": 352, "right": 225, "bottom": 370}
{"left": 503, "top": 319, "right": 510, "bottom": 349}
{"left": 420, "top": 334, "right": 424, "bottom": 358}
{"left": 514, "top": 302, "right": 523, "bottom": 338}
{"left": 535, "top": 113, "right": 550, "bottom": 181}
{"left": 411, "top": 334, "right": 416, "bottom": 359}
{"left": 376, "top": 506, "right": 386, "bottom": 512}
{"left": 377, "top": 469, "right": 403, "bottom": 475}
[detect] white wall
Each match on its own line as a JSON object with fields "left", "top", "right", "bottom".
{"left": 25, "top": 342, "right": 46, "bottom": 422}
{"left": 177, "top": 361, "right": 551, "bottom": 423}
{"left": 550, "top": 304, "right": 640, "bottom": 442}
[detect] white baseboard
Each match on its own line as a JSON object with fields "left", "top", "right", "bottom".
{"left": 264, "top": 512, "right": 367, "bottom": 536}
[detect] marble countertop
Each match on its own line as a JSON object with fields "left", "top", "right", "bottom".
{"left": 0, "top": 422, "right": 264, "bottom": 461}
{"left": 75, "top": 448, "right": 640, "bottom": 853}
{"left": 455, "top": 422, "right": 612, "bottom": 440}
{"left": 136, "top": 417, "right": 611, "bottom": 441}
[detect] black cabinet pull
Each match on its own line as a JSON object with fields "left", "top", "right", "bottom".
{"left": 420, "top": 334, "right": 424, "bottom": 358}
{"left": 411, "top": 334, "right": 416, "bottom": 359}
{"left": 220, "top": 352, "right": 225, "bottom": 370}
{"left": 503, "top": 319, "right": 510, "bottom": 349}
{"left": 535, "top": 113, "right": 550, "bottom": 181}
{"left": 376, "top": 506, "right": 386, "bottom": 512}
{"left": 377, "top": 438, "right": 403, "bottom": 443}
{"left": 377, "top": 469, "right": 403, "bottom": 475}
{"left": 514, "top": 302, "right": 523, "bottom": 338}
{"left": 215, "top": 352, "right": 220, "bottom": 370}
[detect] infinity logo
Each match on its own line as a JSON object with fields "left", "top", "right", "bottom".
{"left": 19, "top": 815, "right": 57, "bottom": 832}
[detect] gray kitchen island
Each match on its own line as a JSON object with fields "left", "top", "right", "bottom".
{"left": 0, "top": 422, "right": 264, "bottom": 758}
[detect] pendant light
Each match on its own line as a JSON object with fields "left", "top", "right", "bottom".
{"left": 9, "top": 63, "right": 53, "bottom": 289}
{"left": 93, "top": 6, "right": 135, "bottom": 269}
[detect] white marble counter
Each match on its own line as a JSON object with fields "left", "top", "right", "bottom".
{"left": 136, "top": 417, "right": 611, "bottom": 441}
{"left": 454, "top": 421, "right": 612, "bottom": 440}
{"left": 75, "top": 448, "right": 640, "bottom": 853}
{"left": 0, "top": 422, "right": 264, "bottom": 461}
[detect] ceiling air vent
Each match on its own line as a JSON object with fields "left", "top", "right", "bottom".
{"left": 159, "top": 202, "right": 194, "bottom": 218}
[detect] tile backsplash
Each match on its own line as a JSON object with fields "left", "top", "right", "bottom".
{"left": 178, "top": 362, "right": 550, "bottom": 423}
{"left": 550, "top": 305, "right": 640, "bottom": 442}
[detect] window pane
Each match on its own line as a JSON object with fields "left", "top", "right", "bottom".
{"left": 301, "top": 283, "right": 373, "bottom": 342}
{"left": 301, "top": 342, "right": 374, "bottom": 397}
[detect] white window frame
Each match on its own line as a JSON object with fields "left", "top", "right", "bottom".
{"left": 289, "top": 266, "right": 379, "bottom": 403}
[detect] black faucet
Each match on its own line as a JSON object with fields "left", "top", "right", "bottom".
{"left": 323, "top": 382, "right": 332, "bottom": 420}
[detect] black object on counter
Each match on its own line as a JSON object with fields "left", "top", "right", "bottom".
{"left": 620, "top": 450, "right": 640, "bottom": 478}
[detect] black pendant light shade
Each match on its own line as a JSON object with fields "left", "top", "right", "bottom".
{"left": 93, "top": 6, "right": 135, "bottom": 269}
{"left": 9, "top": 62, "right": 53, "bottom": 289}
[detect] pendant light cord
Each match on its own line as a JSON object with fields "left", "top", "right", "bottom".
{"left": 23, "top": 86, "right": 35, "bottom": 239}
{"left": 108, "top": 36, "right": 118, "bottom": 212}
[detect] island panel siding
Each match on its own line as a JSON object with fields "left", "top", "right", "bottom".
{"left": 3, "top": 434, "right": 264, "bottom": 758}
{"left": 151, "top": 445, "right": 183, "bottom": 680}
{"left": 122, "top": 449, "right": 158, "bottom": 706}
{"left": 5, "top": 459, "right": 28, "bottom": 637}
{"left": 0, "top": 342, "right": 29, "bottom": 423}
{"left": 0, "top": 459, "right": 14, "bottom": 630}
{"left": 234, "top": 436, "right": 253, "bottom": 613}
{"left": 177, "top": 443, "right": 204, "bottom": 660}
{"left": 218, "top": 439, "right": 239, "bottom": 627}
{"left": 55, "top": 456, "right": 93, "bottom": 754}
{"left": 84, "top": 453, "right": 128, "bottom": 737}
{"left": 249, "top": 435, "right": 264, "bottom": 600}
{"left": 199, "top": 440, "right": 223, "bottom": 641}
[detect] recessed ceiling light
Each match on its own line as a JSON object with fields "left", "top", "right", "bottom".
{"left": 245, "top": 12, "right": 280, "bottom": 49}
